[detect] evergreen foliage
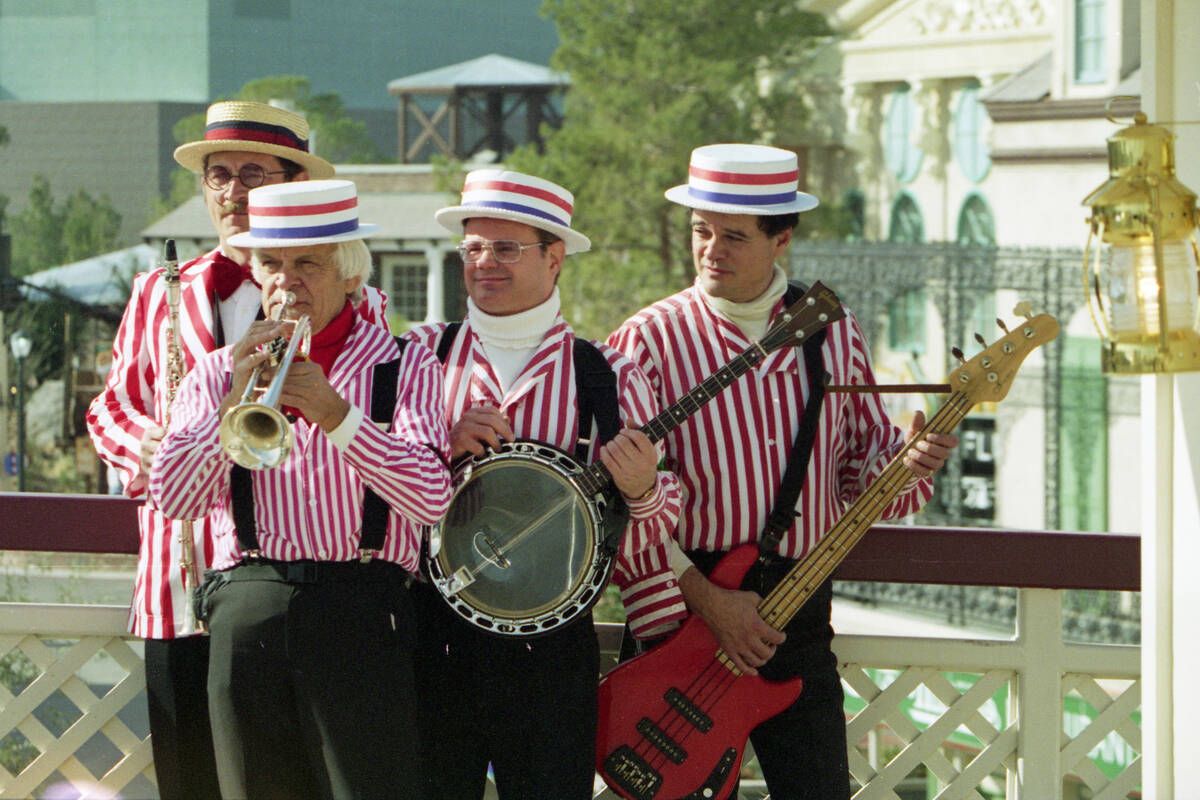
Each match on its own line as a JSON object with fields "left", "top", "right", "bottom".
{"left": 9, "top": 177, "right": 122, "bottom": 277}
{"left": 504, "top": 0, "right": 833, "bottom": 338}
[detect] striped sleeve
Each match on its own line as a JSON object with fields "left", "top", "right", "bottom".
{"left": 145, "top": 351, "right": 234, "bottom": 521}
{"left": 86, "top": 270, "right": 163, "bottom": 497}
{"left": 598, "top": 342, "right": 682, "bottom": 560}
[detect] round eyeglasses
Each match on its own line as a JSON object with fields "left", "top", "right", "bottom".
{"left": 203, "top": 164, "right": 289, "bottom": 192}
{"left": 456, "top": 240, "right": 544, "bottom": 264}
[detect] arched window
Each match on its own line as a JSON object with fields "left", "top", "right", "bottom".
{"left": 843, "top": 189, "right": 865, "bottom": 242}
{"left": 954, "top": 83, "right": 992, "bottom": 184}
{"left": 886, "top": 192, "right": 926, "bottom": 354}
{"left": 1075, "top": 0, "right": 1106, "bottom": 84}
{"left": 888, "top": 192, "right": 924, "bottom": 243}
{"left": 887, "top": 289, "right": 926, "bottom": 355}
{"left": 884, "top": 86, "right": 923, "bottom": 184}
{"left": 956, "top": 193, "right": 996, "bottom": 247}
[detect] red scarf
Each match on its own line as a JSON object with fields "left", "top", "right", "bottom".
{"left": 283, "top": 301, "right": 355, "bottom": 423}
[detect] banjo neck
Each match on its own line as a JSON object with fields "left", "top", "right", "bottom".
{"left": 575, "top": 281, "right": 846, "bottom": 498}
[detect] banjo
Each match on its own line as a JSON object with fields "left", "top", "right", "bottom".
{"left": 426, "top": 282, "right": 846, "bottom": 637}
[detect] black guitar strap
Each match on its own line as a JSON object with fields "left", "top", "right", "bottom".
{"left": 758, "top": 281, "right": 828, "bottom": 560}
{"left": 230, "top": 337, "right": 407, "bottom": 559}
{"left": 434, "top": 321, "right": 462, "bottom": 364}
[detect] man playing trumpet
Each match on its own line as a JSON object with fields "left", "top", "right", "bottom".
{"left": 86, "top": 100, "right": 389, "bottom": 799}
{"left": 150, "top": 179, "right": 450, "bottom": 800}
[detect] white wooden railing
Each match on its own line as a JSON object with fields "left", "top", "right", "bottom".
{"left": 0, "top": 495, "right": 1142, "bottom": 800}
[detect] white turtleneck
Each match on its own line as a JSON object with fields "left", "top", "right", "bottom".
{"left": 467, "top": 288, "right": 562, "bottom": 394}
{"left": 698, "top": 265, "right": 789, "bottom": 342}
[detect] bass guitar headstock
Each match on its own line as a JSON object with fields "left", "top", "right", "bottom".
{"left": 949, "top": 305, "right": 1059, "bottom": 406}
{"left": 758, "top": 282, "right": 846, "bottom": 354}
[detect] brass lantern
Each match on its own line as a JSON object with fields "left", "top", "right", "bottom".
{"left": 1083, "top": 112, "right": 1200, "bottom": 373}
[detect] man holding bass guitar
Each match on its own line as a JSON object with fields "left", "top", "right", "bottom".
{"left": 606, "top": 144, "right": 960, "bottom": 800}
{"left": 404, "top": 169, "right": 682, "bottom": 799}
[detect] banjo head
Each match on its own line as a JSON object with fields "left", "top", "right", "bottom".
{"left": 428, "top": 441, "right": 614, "bottom": 636}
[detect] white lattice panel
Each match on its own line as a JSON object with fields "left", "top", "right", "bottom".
{"left": 0, "top": 605, "right": 153, "bottom": 800}
{"left": 1061, "top": 674, "right": 1141, "bottom": 800}
{"left": 0, "top": 603, "right": 1144, "bottom": 800}
{"left": 843, "top": 664, "right": 1015, "bottom": 800}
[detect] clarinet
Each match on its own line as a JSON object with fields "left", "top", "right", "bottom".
{"left": 161, "top": 239, "right": 207, "bottom": 635}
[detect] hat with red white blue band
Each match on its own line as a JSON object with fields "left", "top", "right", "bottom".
{"left": 435, "top": 169, "right": 591, "bottom": 254}
{"left": 173, "top": 101, "right": 334, "bottom": 179}
{"left": 227, "top": 179, "right": 379, "bottom": 248}
{"left": 665, "top": 144, "right": 818, "bottom": 215}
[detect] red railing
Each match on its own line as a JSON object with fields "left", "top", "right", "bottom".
{"left": 0, "top": 492, "right": 1140, "bottom": 591}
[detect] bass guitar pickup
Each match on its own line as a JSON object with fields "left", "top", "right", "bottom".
{"left": 636, "top": 717, "right": 686, "bottom": 764}
{"left": 664, "top": 687, "right": 713, "bottom": 733}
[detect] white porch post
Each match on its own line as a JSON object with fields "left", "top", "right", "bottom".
{"left": 424, "top": 244, "right": 448, "bottom": 324}
{"left": 1142, "top": 0, "right": 1200, "bottom": 794}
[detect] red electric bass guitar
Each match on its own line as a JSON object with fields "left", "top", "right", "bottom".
{"left": 596, "top": 308, "right": 1059, "bottom": 800}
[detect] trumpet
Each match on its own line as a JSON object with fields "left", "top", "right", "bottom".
{"left": 218, "top": 291, "right": 311, "bottom": 470}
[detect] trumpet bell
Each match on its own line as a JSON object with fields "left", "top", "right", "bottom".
{"left": 219, "top": 402, "right": 296, "bottom": 470}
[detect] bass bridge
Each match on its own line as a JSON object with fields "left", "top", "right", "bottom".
{"left": 603, "top": 743, "right": 737, "bottom": 800}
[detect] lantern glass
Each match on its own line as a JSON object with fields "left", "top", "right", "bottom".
{"left": 1104, "top": 240, "right": 1199, "bottom": 339}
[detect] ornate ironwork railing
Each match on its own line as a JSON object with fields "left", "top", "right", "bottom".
{"left": 0, "top": 495, "right": 1141, "bottom": 799}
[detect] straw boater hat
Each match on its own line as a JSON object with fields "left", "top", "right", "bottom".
{"left": 173, "top": 101, "right": 335, "bottom": 179}
{"left": 435, "top": 169, "right": 591, "bottom": 255}
{"left": 665, "top": 143, "right": 819, "bottom": 215}
{"left": 226, "top": 180, "right": 378, "bottom": 248}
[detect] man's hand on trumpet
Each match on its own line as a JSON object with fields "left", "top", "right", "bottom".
{"left": 275, "top": 360, "right": 350, "bottom": 433}
{"left": 219, "top": 317, "right": 290, "bottom": 420}
{"left": 220, "top": 316, "right": 351, "bottom": 435}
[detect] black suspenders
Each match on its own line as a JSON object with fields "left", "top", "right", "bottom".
{"left": 435, "top": 321, "right": 621, "bottom": 456}
{"left": 230, "top": 338, "right": 407, "bottom": 559}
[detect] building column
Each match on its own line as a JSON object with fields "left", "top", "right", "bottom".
{"left": 842, "top": 81, "right": 885, "bottom": 241}
{"left": 423, "top": 244, "right": 449, "bottom": 324}
{"left": 1142, "top": 0, "right": 1200, "bottom": 794}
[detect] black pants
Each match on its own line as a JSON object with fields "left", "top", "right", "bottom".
{"left": 204, "top": 560, "right": 422, "bottom": 800}
{"left": 143, "top": 636, "right": 222, "bottom": 800}
{"left": 412, "top": 582, "right": 599, "bottom": 800}
{"left": 686, "top": 550, "right": 851, "bottom": 800}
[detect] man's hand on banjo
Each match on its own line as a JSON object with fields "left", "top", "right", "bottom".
{"left": 599, "top": 427, "right": 659, "bottom": 502}
{"left": 449, "top": 404, "right": 514, "bottom": 460}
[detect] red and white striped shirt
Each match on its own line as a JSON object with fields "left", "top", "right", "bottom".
{"left": 405, "top": 315, "right": 682, "bottom": 620}
{"left": 86, "top": 249, "right": 389, "bottom": 638}
{"left": 607, "top": 285, "right": 932, "bottom": 635}
{"left": 149, "top": 319, "right": 450, "bottom": 571}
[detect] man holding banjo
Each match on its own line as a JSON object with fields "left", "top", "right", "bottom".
{"left": 405, "top": 169, "right": 682, "bottom": 799}
{"left": 149, "top": 179, "right": 451, "bottom": 799}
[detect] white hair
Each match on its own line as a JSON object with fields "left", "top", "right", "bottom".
{"left": 250, "top": 239, "right": 373, "bottom": 303}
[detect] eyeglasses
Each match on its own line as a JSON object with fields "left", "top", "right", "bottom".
{"left": 203, "top": 164, "right": 288, "bottom": 191}
{"left": 456, "top": 240, "right": 543, "bottom": 264}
